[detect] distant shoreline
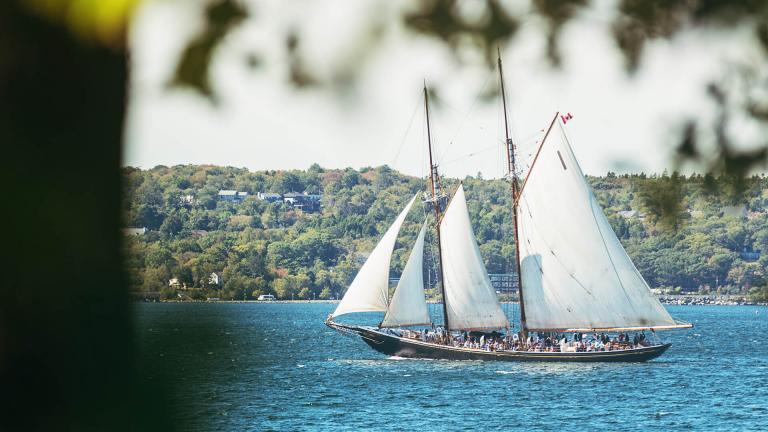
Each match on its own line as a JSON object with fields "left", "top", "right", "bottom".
{"left": 136, "top": 299, "right": 341, "bottom": 304}
{"left": 135, "top": 298, "right": 766, "bottom": 306}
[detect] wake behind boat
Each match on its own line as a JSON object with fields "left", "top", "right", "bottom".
{"left": 326, "top": 53, "right": 691, "bottom": 362}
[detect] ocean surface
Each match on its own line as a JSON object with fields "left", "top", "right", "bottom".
{"left": 134, "top": 303, "right": 767, "bottom": 431}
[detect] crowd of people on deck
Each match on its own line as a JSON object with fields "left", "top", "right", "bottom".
{"left": 395, "top": 328, "right": 652, "bottom": 353}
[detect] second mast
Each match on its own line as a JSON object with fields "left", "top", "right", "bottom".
{"left": 497, "top": 50, "right": 527, "bottom": 335}
{"left": 423, "top": 83, "right": 450, "bottom": 331}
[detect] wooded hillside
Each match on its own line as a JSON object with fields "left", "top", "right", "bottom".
{"left": 122, "top": 165, "right": 768, "bottom": 300}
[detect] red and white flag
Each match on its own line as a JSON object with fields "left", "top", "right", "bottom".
{"left": 561, "top": 112, "right": 573, "bottom": 124}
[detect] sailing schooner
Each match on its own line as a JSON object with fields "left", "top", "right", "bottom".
{"left": 326, "top": 54, "right": 692, "bottom": 362}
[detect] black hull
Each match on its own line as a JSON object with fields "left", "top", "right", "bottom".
{"left": 327, "top": 321, "right": 671, "bottom": 363}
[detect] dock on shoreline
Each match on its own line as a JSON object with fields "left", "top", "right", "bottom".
{"left": 656, "top": 294, "right": 764, "bottom": 306}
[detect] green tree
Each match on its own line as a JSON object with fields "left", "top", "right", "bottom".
{"left": 319, "top": 287, "right": 332, "bottom": 299}
{"left": 142, "top": 266, "right": 171, "bottom": 293}
{"left": 160, "top": 212, "right": 183, "bottom": 237}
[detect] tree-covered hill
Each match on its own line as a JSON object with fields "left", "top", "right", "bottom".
{"left": 122, "top": 165, "right": 768, "bottom": 300}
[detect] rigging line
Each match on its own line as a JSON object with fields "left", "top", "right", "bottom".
{"left": 420, "top": 104, "right": 426, "bottom": 180}
{"left": 496, "top": 91, "right": 504, "bottom": 178}
{"left": 517, "top": 130, "right": 547, "bottom": 149}
{"left": 437, "top": 68, "right": 495, "bottom": 162}
{"left": 391, "top": 96, "right": 422, "bottom": 169}
{"left": 439, "top": 142, "right": 501, "bottom": 166}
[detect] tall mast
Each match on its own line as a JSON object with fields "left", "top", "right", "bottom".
{"left": 424, "top": 83, "right": 450, "bottom": 331}
{"left": 497, "top": 49, "right": 527, "bottom": 336}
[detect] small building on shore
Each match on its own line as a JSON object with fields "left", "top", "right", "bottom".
{"left": 740, "top": 247, "right": 761, "bottom": 262}
{"left": 257, "top": 192, "right": 282, "bottom": 203}
{"left": 488, "top": 273, "right": 519, "bottom": 294}
{"left": 218, "top": 190, "right": 249, "bottom": 203}
{"left": 122, "top": 227, "right": 147, "bottom": 236}
{"left": 283, "top": 192, "right": 322, "bottom": 212}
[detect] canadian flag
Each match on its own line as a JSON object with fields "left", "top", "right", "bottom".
{"left": 561, "top": 112, "right": 573, "bottom": 124}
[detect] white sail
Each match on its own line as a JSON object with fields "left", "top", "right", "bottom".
{"left": 381, "top": 221, "right": 431, "bottom": 328}
{"left": 439, "top": 184, "right": 510, "bottom": 331}
{"left": 332, "top": 195, "right": 417, "bottom": 318}
{"left": 517, "top": 120, "right": 683, "bottom": 331}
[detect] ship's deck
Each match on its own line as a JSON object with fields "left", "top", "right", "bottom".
{"left": 328, "top": 321, "right": 671, "bottom": 362}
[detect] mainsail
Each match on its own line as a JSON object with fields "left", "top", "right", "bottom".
{"left": 381, "top": 221, "right": 431, "bottom": 328}
{"left": 516, "top": 120, "right": 684, "bottom": 332}
{"left": 440, "top": 184, "right": 510, "bottom": 331}
{"left": 332, "top": 195, "right": 417, "bottom": 318}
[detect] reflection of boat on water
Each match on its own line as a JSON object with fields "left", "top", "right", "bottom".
{"left": 326, "top": 52, "right": 691, "bottom": 362}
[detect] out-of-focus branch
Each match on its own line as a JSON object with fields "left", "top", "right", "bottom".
{"left": 170, "top": 0, "right": 247, "bottom": 102}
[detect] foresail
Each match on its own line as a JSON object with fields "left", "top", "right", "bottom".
{"left": 440, "top": 184, "right": 510, "bottom": 331}
{"left": 332, "top": 195, "right": 417, "bottom": 318}
{"left": 517, "top": 120, "right": 680, "bottom": 331}
{"left": 381, "top": 221, "right": 431, "bottom": 328}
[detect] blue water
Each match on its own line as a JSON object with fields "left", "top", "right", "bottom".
{"left": 135, "top": 304, "right": 768, "bottom": 431}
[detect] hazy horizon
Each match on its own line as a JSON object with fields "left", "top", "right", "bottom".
{"left": 125, "top": 0, "right": 767, "bottom": 178}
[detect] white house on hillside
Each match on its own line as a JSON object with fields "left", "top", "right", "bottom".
{"left": 208, "top": 272, "right": 222, "bottom": 287}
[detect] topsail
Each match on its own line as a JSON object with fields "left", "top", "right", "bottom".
{"left": 516, "top": 121, "right": 684, "bottom": 332}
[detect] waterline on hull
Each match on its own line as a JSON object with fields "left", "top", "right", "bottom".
{"left": 327, "top": 320, "right": 671, "bottom": 363}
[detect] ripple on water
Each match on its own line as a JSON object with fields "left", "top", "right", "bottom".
{"left": 135, "top": 303, "right": 768, "bottom": 431}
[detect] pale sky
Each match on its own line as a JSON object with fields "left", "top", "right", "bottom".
{"left": 124, "top": 0, "right": 765, "bottom": 178}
